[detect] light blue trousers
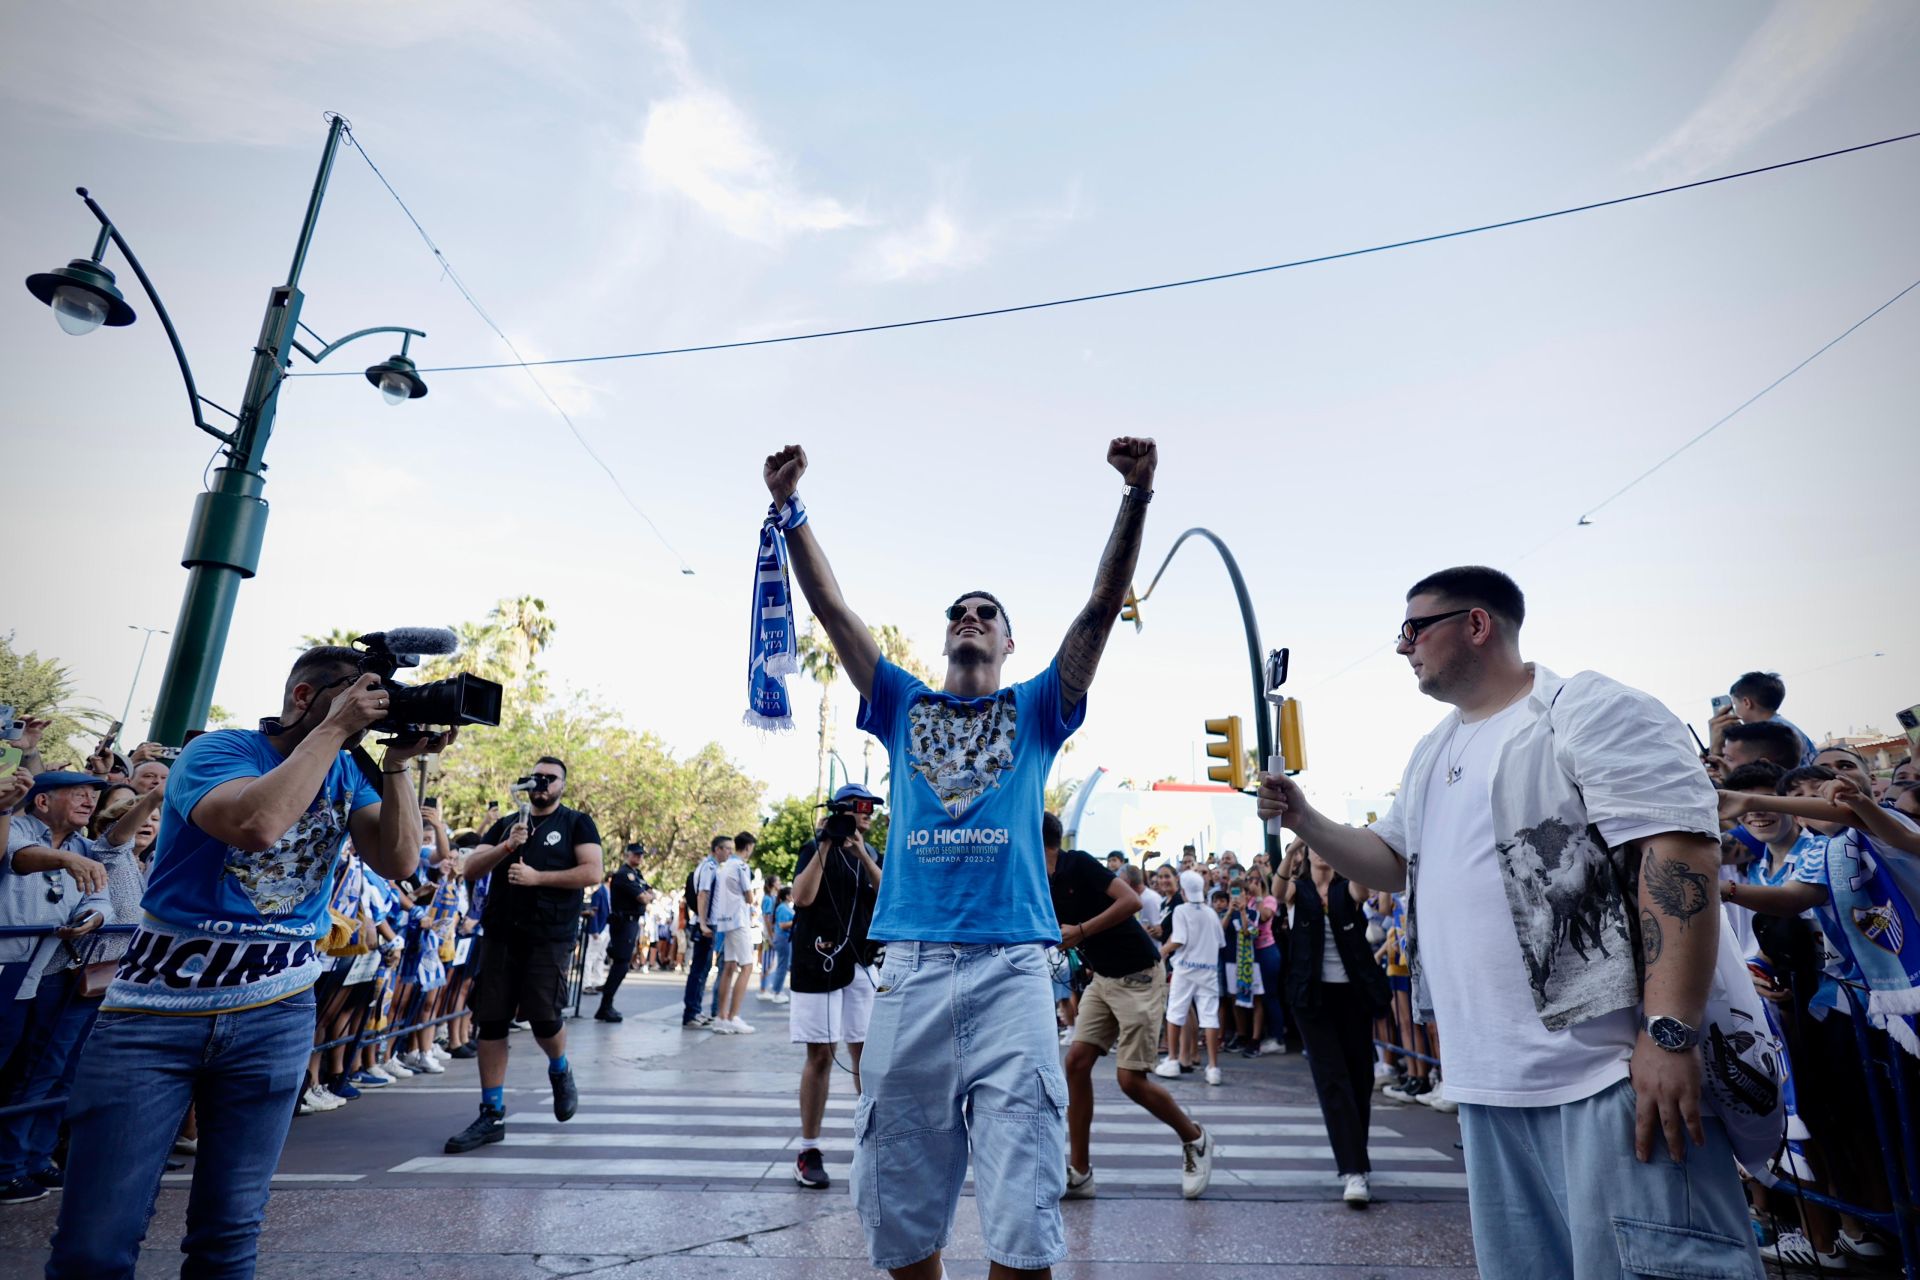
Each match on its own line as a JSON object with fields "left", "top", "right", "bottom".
{"left": 1459, "top": 1078, "right": 1763, "bottom": 1279}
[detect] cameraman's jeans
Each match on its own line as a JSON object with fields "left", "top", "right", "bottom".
{"left": 46, "top": 991, "right": 315, "bottom": 1280}
{"left": 681, "top": 928, "right": 715, "bottom": 1023}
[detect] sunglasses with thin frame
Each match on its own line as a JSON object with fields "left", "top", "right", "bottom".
{"left": 946, "top": 603, "right": 1000, "bottom": 624}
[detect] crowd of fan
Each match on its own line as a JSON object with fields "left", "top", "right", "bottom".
{"left": 3, "top": 664, "right": 1915, "bottom": 1272}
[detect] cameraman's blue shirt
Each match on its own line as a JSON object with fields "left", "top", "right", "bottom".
{"left": 857, "top": 656, "right": 1083, "bottom": 945}
{"left": 105, "top": 728, "right": 379, "bottom": 1015}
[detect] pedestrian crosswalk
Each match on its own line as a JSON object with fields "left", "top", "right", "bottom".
{"left": 386, "top": 1089, "right": 1466, "bottom": 1193}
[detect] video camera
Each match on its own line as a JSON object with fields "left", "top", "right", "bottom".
{"left": 822, "top": 792, "right": 879, "bottom": 843}
{"left": 352, "top": 629, "right": 504, "bottom": 743}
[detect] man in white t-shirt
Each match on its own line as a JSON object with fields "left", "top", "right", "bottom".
{"left": 1258, "top": 566, "right": 1760, "bottom": 1279}
{"left": 698, "top": 835, "right": 757, "bottom": 1034}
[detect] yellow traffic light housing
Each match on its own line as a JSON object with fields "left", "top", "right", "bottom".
{"left": 1278, "top": 698, "right": 1307, "bottom": 775}
{"left": 1120, "top": 588, "right": 1142, "bottom": 632}
{"left": 1205, "top": 715, "right": 1248, "bottom": 791}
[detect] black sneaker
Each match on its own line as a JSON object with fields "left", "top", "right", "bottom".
{"left": 448, "top": 1042, "right": 478, "bottom": 1060}
{"left": 594, "top": 1007, "right": 623, "bottom": 1023}
{"left": 0, "top": 1177, "right": 48, "bottom": 1206}
{"left": 30, "top": 1167, "right": 62, "bottom": 1192}
{"left": 444, "top": 1106, "right": 506, "bottom": 1153}
{"left": 795, "top": 1147, "right": 830, "bottom": 1189}
{"left": 550, "top": 1065, "right": 578, "bottom": 1122}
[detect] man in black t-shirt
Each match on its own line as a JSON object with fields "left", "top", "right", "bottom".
{"left": 1047, "top": 812, "right": 1213, "bottom": 1200}
{"left": 787, "top": 784, "right": 884, "bottom": 1190}
{"left": 444, "top": 756, "right": 603, "bottom": 1154}
{"left": 596, "top": 844, "right": 654, "bottom": 1022}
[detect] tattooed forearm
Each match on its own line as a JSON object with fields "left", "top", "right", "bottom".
{"left": 1638, "top": 908, "right": 1663, "bottom": 967}
{"left": 1642, "top": 850, "right": 1710, "bottom": 929}
{"left": 1057, "top": 493, "right": 1151, "bottom": 710}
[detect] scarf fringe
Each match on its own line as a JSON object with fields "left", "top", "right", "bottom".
{"left": 742, "top": 709, "right": 795, "bottom": 733}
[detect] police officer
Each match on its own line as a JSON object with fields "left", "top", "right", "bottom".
{"left": 596, "top": 843, "right": 654, "bottom": 1022}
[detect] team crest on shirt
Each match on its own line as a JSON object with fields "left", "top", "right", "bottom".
{"left": 223, "top": 799, "right": 350, "bottom": 917}
{"left": 907, "top": 692, "right": 1018, "bottom": 817}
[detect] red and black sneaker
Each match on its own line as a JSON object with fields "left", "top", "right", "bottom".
{"left": 794, "top": 1147, "right": 830, "bottom": 1189}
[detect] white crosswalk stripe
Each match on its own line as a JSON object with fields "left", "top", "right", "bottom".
{"left": 387, "top": 1092, "right": 1465, "bottom": 1190}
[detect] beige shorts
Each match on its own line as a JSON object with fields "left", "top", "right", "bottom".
{"left": 1071, "top": 965, "right": 1166, "bottom": 1071}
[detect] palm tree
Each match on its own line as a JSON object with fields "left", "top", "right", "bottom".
{"left": 862, "top": 624, "right": 930, "bottom": 786}
{"left": 797, "top": 619, "right": 839, "bottom": 804}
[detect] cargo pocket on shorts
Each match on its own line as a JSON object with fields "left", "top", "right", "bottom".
{"left": 1034, "top": 1067, "right": 1069, "bottom": 1208}
{"left": 1611, "top": 1217, "right": 1755, "bottom": 1279}
{"left": 852, "top": 1094, "right": 881, "bottom": 1228}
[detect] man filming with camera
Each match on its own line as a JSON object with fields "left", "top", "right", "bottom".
{"left": 788, "top": 783, "right": 884, "bottom": 1190}
{"left": 445, "top": 756, "right": 603, "bottom": 1153}
{"left": 46, "top": 645, "right": 446, "bottom": 1278}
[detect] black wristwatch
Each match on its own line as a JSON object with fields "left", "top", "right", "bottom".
{"left": 1123, "top": 484, "right": 1153, "bottom": 504}
{"left": 1643, "top": 1015, "right": 1700, "bottom": 1053}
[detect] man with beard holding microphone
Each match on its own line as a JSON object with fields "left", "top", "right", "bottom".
{"left": 444, "top": 756, "right": 603, "bottom": 1153}
{"left": 761, "top": 436, "right": 1156, "bottom": 1280}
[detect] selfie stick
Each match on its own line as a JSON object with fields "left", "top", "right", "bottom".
{"left": 1264, "top": 648, "right": 1306, "bottom": 840}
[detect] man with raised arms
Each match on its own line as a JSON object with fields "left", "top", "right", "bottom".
{"left": 761, "top": 437, "right": 1156, "bottom": 1280}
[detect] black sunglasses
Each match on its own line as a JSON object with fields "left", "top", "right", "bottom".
{"left": 530, "top": 773, "right": 562, "bottom": 786}
{"left": 947, "top": 603, "right": 999, "bottom": 624}
{"left": 1397, "top": 609, "right": 1472, "bottom": 646}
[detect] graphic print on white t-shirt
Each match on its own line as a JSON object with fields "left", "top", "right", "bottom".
{"left": 1414, "top": 696, "right": 1636, "bottom": 1107}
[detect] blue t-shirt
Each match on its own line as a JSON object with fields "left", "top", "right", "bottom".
{"left": 775, "top": 902, "right": 795, "bottom": 930}
{"left": 106, "top": 728, "right": 379, "bottom": 1015}
{"left": 856, "top": 655, "right": 1084, "bottom": 945}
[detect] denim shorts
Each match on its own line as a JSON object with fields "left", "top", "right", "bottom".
{"left": 851, "top": 941, "right": 1068, "bottom": 1272}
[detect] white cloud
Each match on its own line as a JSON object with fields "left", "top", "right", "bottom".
{"left": 1637, "top": 1, "right": 1887, "bottom": 176}
{"left": 635, "top": 88, "right": 867, "bottom": 246}
{"left": 857, "top": 203, "right": 987, "bottom": 282}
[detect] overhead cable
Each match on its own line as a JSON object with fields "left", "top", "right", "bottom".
{"left": 290, "top": 128, "right": 1920, "bottom": 378}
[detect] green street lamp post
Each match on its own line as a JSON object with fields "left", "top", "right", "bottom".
{"left": 1128, "top": 527, "right": 1281, "bottom": 857}
{"left": 25, "top": 114, "right": 428, "bottom": 745}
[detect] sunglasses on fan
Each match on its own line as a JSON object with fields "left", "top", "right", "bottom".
{"left": 946, "top": 603, "right": 1000, "bottom": 623}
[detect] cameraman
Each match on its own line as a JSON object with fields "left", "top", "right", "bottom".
{"left": 595, "top": 843, "right": 654, "bottom": 1022}
{"left": 444, "top": 756, "right": 602, "bottom": 1154}
{"left": 788, "top": 784, "right": 883, "bottom": 1190}
{"left": 47, "top": 646, "right": 441, "bottom": 1278}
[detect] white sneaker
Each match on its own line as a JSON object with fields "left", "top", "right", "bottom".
{"left": 296, "top": 1088, "right": 320, "bottom": 1116}
{"left": 303, "top": 1085, "right": 340, "bottom": 1113}
{"left": 1372, "top": 1062, "right": 1396, "bottom": 1088}
{"left": 1419, "top": 1081, "right": 1457, "bottom": 1113}
{"left": 382, "top": 1056, "right": 413, "bottom": 1079}
{"left": 756, "top": 991, "right": 775, "bottom": 1003}
{"left": 1181, "top": 1126, "right": 1214, "bottom": 1199}
{"left": 709, "top": 1019, "right": 738, "bottom": 1035}
{"left": 1152, "top": 1058, "right": 1183, "bottom": 1079}
{"left": 1204, "top": 1066, "right": 1222, "bottom": 1086}
{"left": 430, "top": 1044, "right": 452, "bottom": 1062}
{"left": 1343, "top": 1172, "right": 1371, "bottom": 1208}
{"left": 772, "top": 993, "right": 790, "bottom": 1004}
{"left": 1759, "top": 1229, "right": 1844, "bottom": 1271}
{"left": 1259, "top": 1038, "right": 1283, "bottom": 1055}
{"left": 731, "top": 1018, "right": 756, "bottom": 1034}
{"left": 1062, "top": 1165, "right": 1097, "bottom": 1199}
{"left": 1059, "top": 1026, "right": 1075, "bottom": 1046}
{"left": 364, "top": 1065, "right": 395, "bottom": 1085}
{"left": 405, "top": 1051, "right": 446, "bottom": 1075}
{"left": 1836, "top": 1230, "right": 1886, "bottom": 1261}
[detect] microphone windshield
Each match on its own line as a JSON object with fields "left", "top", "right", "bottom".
{"left": 375, "top": 627, "right": 460, "bottom": 656}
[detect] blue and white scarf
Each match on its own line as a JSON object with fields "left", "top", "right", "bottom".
{"left": 1803, "top": 826, "right": 1920, "bottom": 1058}
{"left": 744, "top": 495, "right": 806, "bottom": 731}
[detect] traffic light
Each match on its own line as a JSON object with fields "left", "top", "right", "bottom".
{"left": 1120, "top": 589, "right": 1141, "bottom": 632}
{"left": 1205, "top": 715, "right": 1247, "bottom": 790}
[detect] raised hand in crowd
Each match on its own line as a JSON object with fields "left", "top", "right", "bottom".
{"left": 0, "top": 766, "right": 33, "bottom": 813}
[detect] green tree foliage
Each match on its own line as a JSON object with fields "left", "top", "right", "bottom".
{"left": 321, "top": 599, "right": 759, "bottom": 885}
{"left": 754, "top": 793, "right": 820, "bottom": 881}
{"left": 0, "top": 633, "right": 111, "bottom": 768}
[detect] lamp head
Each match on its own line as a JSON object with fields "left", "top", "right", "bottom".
{"left": 364, "top": 353, "right": 428, "bottom": 406}
{"left": 26, "top": 259, "right": 136, "bottom": 335}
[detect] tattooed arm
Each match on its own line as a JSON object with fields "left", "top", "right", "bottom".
{"left": 1056, "top": 438, "right": 1157, "bottom": 715}
{"left": 1629, "top": 831, "right": 1722, "bottom": 1164}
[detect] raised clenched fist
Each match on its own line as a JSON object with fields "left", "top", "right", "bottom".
{"left": 1106, "top": 437, "right": 1157, "bottom": 488}
{"left": 764, "top": 445, "right": 808, "bottom": 505}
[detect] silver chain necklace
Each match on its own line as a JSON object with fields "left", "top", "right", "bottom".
{"left": 1441, "top": 683, "right": 1529, "bottom": 786}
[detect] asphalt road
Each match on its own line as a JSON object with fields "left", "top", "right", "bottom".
{"left": 0, "top": 968, "right": 1479, "bottom": 1277}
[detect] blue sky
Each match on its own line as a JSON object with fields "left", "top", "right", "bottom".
{"left": 3, "top": 2, "right": 1916, "bottom": 816}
